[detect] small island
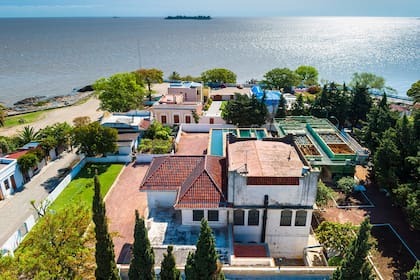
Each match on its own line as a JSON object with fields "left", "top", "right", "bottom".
{"left": 164, "top": 15, "right": 211, "bottom": 20}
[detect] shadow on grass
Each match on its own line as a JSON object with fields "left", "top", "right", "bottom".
{"left": 75, "top": 163, "right": 112, "bottom": 179}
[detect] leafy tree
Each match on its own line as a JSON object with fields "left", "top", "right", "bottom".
{"left": 295, "top": 65, "right": 319, "bottom": 86}
{"left": 395, "top": 115, "right": 414, "bottom": 179}
{"left": 349, "top": 72, "right": 385, "bottom": 89}
{"left": 316, "top": 181, "right": 334, "bottom": 207}
{"left": 0, "top": 255, "right": 18, "bottom": 280}
{"left": 221, "top": 93, "right": 267, "bottom": 127}
{"left": 315, "top": 221, "right": 356, "bottom": 257}
{"left": 168, "top": 71, "right": 181, "bottom": 81}
{"left": 0, "top": 136, "right": 19, "bottom": 154}
{"left": 407, "top": 261, "right": 420, "bottom": 280}
{"left": 332, "top": 217, "right": 374, "bottom": 280}
{"left": 263, "top": 68, "right": 300, "bottom": 92}
{"left": 144, "top": 122, "right": 172, "bottom": 140}
{"left": 290, "top": 94, "right": 306, "bottom": 116}
{"left": 39, "top": 136, "right": 58, "bottom": 160}
{"left": 136, "top": 68, "right": 164, "bottom": 101}
{"left": 349, "top": 86, "right": 372, "bottom": 128}
{"left": 275, "top": 94, "right": 287, "bottom": 118}
{"left": 185, "top": 219, "right": 224, "bottom": 280}
{"left": 406, "top": 80, "right": 420, "bottom": 104}
{"left": 17, "top": 153, "right": 38, "bottom": 179}
{"left": 39, "top": 122, "right": 73, "bottom": 151}
{"left": 73, "top": 116, "right": 92, "bottom": 127}
{"left": 18, "top": 126, "right": 40, "bottom": 146}
{"left": 15, "top": 205, "right": 94, "bottom": 279}
{"left": 72, "top": 122, "right": 117, "bottom": 157}
{"left": 129, "top": 210, "right": 155, "bottom": 280}
{"left": 0, "top": 103, "right": 6, "bottom": 127}
{"left": 201, "top": 68, "right": 236, "bottom": 84}
{"left": 405, "top": 190, "right": 420, "bottom": 230}
{"left": 160, "top": 245, "right": 180, "bottom": 280}
{"left": 138, "top": 138, "right": 172, "bottom": 154}
{"left": 356, "top": 93, "right": 396, "bottom": 153}
{"left": 337, "top": 177, "right": 355, "bottom": 197}
{"left": 373, "top": 128, "right": 400, "bottom": 190}
{"left": 94, "top": 72, "right": 145, "bottom": 112}
{"left": 92, "top": 175, "right": 120, "bottom": 280}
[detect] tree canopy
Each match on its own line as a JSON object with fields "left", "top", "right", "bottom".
{"left": 94, "top": 72, "right": 145, "bottom": 112}
{"left": 407, "top": 261, "right": 420, "bottom": 280}
{"left": 92, "top": 175, "right": 120, "bottom": 280}
{"left": 0, "top": 103, "right": 6, "bottom": 127}
{"left": 349, "top": 72, "right": 385, "bottom": 89}
{"left": 136, "top": 68, "right": 164, "bottom": 101}
{"left": 72, "top": 121, "right": 117, "bottom": 157}
{"left": 201, "top": 68, "right": 236, "bottom": 84}
{"left": 221, "top": 93, "right": 267, "bottom": 127}
{"left": 262, "top": 68, "right": 300, "bottom": 91}
{"left": 129, "top": 210, "right": 155, "bottom": 280}
{"left": 407, "top": 80, "right": 420, "bottom": 104}
{"left": 295, "top": 65, "right": 319, "bottom": 86}
{"left": 185, "top": 219, "right": 224, "bottom": 280}
{"left": 315, "top": 221, "right": 356, "bottom": 258}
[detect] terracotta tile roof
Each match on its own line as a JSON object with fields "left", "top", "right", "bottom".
{"left": 234, "top": 244, "right": 268, "bottom": 257}
{"left": 5, "top": 150, "right": 30, "bottom": 159}
{"left": 140, "top": 156, "right": 227, "bottom": 209}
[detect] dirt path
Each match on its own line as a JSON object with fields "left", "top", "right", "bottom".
{"left": 0, "top": 97, "right": 103, "bottom": 137}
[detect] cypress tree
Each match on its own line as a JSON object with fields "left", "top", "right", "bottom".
{"left": 332, "top": 217, "right": 374, "bottom": 280}
{"left": 129, "top": 210, "right": 155, "bottom": 280}
{"left": 185, "top": 219, "right": 224, "bottom": 280}
{"left": 407, "top": 261, "right": 420, "bottom": 280}
{"left": 160, "top": 245, "right": 181, "bottom": 280}
{"left": 275, "top": 94, "right": 287, "bottom": 118}
{"left": 92, "top": 175, "right": 119, "bottom": 280}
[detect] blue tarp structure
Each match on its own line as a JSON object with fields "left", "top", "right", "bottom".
{"left": 354, "top": 185, "right": 366, "bottom": 192}
{"left": 251, "top": 86, "right": 281, "bottom": 113}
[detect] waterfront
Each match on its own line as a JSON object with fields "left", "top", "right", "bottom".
{"left": 0, "top": 17, "right": 419, "bottom": 106}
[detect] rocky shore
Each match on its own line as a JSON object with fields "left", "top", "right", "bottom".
{"left": 7, "top": 89, "right": 94, "bottom": 116}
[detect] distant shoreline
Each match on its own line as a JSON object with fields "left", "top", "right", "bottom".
{"left": 164, "top": 15, "right": 211, "bottom": 20}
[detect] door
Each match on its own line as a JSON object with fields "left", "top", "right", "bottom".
{"left": 161, "top": 115, "right": 167, "bottom": 124}
{"left": 185, "top": 115, "right": 191, "bottom": 123}
{"left": 174, "top": 115, "right": 180, "bottom": 124}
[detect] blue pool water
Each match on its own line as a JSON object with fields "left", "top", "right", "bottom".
{"left": 210, "top": 128, "right": 267, "bottom": 156}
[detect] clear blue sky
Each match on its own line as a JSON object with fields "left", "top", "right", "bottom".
{"left": 0, "top": 0, "right": 419, "bottom": 17}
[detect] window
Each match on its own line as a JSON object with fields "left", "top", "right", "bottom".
{"left": 185, "top": 115, "right": 191, "bottom": 123}
{"left": 161, "top": 115, "right": 167, "bottom": 124}
{"left": 4, "top": 180, "right": 10, "bottom": 190}
{"left": 280, "top": 210, "right": 292, "bottom": 226}
{"left": 295, "top": 210, "right": 307, "bottom": 226}
{"left": 174, "top": 115, "right": 180, "bottom": 124}
{"left": 209, "top": 118, "right": 214, "bottom": 124}
{"left": 248, "top": 210, "right": 259, "bottom": 226}
{"left": 208, "top": 210, "right": 219, "bottom": 221}
{"left": 10, "top": 175, "right": 16, "bottom": 190}
{"left": 234, "top": 210, "right": 244, "bottom": 225}
{"left": 193, "top": 210, "right": 204, "bottom": 221}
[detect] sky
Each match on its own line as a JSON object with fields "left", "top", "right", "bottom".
{"left": 0, "top": 0, "right": 419, "bottom": 18}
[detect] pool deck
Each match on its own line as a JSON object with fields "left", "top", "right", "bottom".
{"left": 176, "top": 132, "right": 209, "bottom": 155}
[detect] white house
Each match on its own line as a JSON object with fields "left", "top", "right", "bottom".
{"left": 227, "top": 139, "right": 319, "bottom": 258}
{"left": 0, "top": 158, "right": 24, "bottom": 200}
{"left": 151, "top": 94, "right": 202, "bottom": 125}
{"left": 168, "top": 82, "right": 203, "bottom": 103}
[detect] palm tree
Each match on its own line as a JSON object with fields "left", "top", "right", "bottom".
{"left": 18, "top": 126, "right": 40, "bottom": 145}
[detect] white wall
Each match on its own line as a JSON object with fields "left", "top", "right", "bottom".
{"left": 229, "top": 171, "right": 319, "bottom": 207}
{"left": 181, "top": 209, "right": 228, "bottom": 227}
{"left": 180, "top": 123, "right": 235, "bottom": 133}
{"left": 265, "top": 209, "right": 312, "bottom": 258}
{"left": 0, "top": 159, "right": 22, "bottom": 198}
{"left": 199, "top": 116, "right": 226, "bottom": 125}
{"left": 231, "top": 209, "right": 263, "bottom": 243}
{"left": 146, "top": 191, "right": 177, "bottom": 210}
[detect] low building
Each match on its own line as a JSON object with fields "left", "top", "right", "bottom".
{"left": 152, "top": 93, "right": 202, "bottom": 125}
{"left": 140, "top": 133, "right": 320, "bottom": 258}
{"left": 168, "top": 81, "right": 203, "bottom": 103}
{"left": 100, "top": 111, "right": 152, "bottom": 133}
{"left": 0, "top": 158, "right": 24, "bottom": 200}
{"left": 274, "top": 116, "right": 369, "bottom": 180}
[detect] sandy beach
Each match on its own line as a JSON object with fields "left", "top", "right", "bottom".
{"left": 0, "top": 97, "right": 104, "bottom": 137}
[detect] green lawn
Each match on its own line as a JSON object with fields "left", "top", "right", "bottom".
{"left": 4, "top": 111, "right": 45, "bottom": 127}
{"left": 49, "top": 163, "right": 124, "bottom": 211}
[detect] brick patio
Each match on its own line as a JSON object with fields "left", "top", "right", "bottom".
{"left": 105, "top": 162, "right": 149, "bottom": 262}
{"left": 176, "top": 133, "right": 209, "bottom": 155}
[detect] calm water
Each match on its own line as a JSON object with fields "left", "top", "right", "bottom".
{"left": 0, "top": 17, "right": 419, "bottom": 106}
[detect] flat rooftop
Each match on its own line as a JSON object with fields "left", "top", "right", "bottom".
{"left": 228, "top": 140, "right": 304, "bottom": 177}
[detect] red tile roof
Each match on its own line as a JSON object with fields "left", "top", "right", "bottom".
{"left": 5, "top": 150, "right": 30, "bottom": 159}
{"left": 234, "top": 244, "right": 269, "bottom": 257}
{"left": 140, "top": 155, "right": 227, "bottom": 208}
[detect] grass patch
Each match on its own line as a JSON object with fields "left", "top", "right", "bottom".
{"left": 49, "top": 163, "right": 124, "bottom": 212}
{"left": 4, "top": 111, "right": 45, "bottom": 127}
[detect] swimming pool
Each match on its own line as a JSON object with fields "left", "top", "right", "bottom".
{"left": 209, "top": 128, "right": 268, "bottom": 156}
